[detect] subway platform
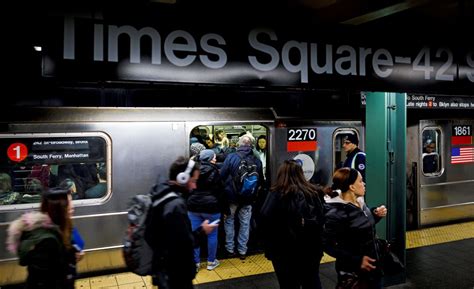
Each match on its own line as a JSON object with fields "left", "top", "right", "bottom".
{"left": 69, "top": 221, "right": 473, "bottom": 289}
{"left": 3, "top": 222, "right": 473, "bottom": 289}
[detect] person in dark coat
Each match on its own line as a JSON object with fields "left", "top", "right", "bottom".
{"left": 145, "top": 156, "right": 218, "bottom": 289}
{"left": 187, "top": 149, "right": 228, "bottom": 271}
{"left": 323, "top": 167, "right": 387, "bottom": 289}
{"left": 259, "top": 159, "right": 325, "bottom": 289}
{"left": 7, "top": 187, "right": 76, "bottom": 289}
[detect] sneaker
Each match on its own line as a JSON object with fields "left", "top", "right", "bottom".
{"left": 195, "top": 262, "right": 200, "bottom": 273}
{"left": 238, "top": 253, "right": 246, "bottom": 260}
{"left": 225, "top": 250, "right": 236, "bottom": 258}
{"left": 207, "top": 259, "right": 220, "bottom": 270}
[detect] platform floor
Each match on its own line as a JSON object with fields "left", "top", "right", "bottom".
{"left": 69, "top": 221, "right": 474, "bottom": 289}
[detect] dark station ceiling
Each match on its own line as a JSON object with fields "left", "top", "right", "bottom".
{"left": 3, "top": 0, "right": 473, "bottom": 110}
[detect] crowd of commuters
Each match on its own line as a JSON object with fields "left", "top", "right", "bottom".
{"left": 5, "top": 129, "right": 391, "bottom": 289}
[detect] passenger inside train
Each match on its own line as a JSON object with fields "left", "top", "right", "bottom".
{"left": 421, "top": 129, "right": 441, "bottom": 175}
{"left": 0, "top": 173, "right": 20, "bottom": 205}
{"left": 256, "top": 135, "right": 267, "bottom": 180}
{"left": 84, "top": 164, "right": 107, "bottom": 199}
{"left": 422, "top": 141, "right": 439, "bottom": 174}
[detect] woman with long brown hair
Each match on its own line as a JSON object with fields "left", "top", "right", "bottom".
{"left": 7, "top": 187, "right": 75, "bottom": 289}
{"left": 259, "top": 159, "right": 325, "bottom": 289}
{"left": 323, "top": 167, "right": 387, "bottom": 289}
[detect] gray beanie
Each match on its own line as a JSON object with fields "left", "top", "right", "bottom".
{"left": 199, "top": 149, "right": 215, "bottom": 162}
{"left": 190, "top": 143, "right": 206, "bottom": 156}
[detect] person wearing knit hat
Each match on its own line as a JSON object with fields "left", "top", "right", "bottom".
{"left": 343, "top": 133, "right": 359, "bottom": 146}
{"left": 342, "top": 133, "right": 366, "bottom": 182}
{"left": 187, "top": 149, "right": 225, "bottom": 272}
{"left": 199, "top": 149, "right": 216, "bottom": 163}
{"left": 190, "top": 142, "right": 206, "bottom": 158}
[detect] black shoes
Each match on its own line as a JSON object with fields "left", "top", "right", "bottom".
{"left": 225, "top": 250, "right": 236, "bottom": 258}
{"left": 225, "top": 250, "right": 246, "bottom": 260}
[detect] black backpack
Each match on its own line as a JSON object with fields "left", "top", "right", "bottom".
{"left": 122, "top": 191, "right": 178, "bottom": 276}
{"left": 233, "top": 153, "right": 259, "bottom": 198}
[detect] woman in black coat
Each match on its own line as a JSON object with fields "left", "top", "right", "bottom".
{"left": 323, "top": 167, "right": 387, "bottom": 289}
{"left": 259, "top": 159, "right": 325, "bottom": 289}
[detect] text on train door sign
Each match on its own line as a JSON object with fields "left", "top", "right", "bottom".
{"left": 451, "top": 125, "right": 474, "bottom": 164}
{"left": 287, "top": 128, "right": 317, "bottom": 152}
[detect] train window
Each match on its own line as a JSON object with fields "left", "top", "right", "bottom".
{"left": 0, "top": 133, "right": 111, "bottom": 210}
{"left": 333, "top": 128, "right": 360, "bottom": 172}
{"left": 189, "top": 124, "right": 268, "bottom": 179}
{"left": 421, "top": 128, "right": 442, "bottom": 175}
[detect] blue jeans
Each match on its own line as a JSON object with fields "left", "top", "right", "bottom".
{"left": 224, "top": 204, "right": 252, "bottom": 255}
{"left": 187, "top": 211, "right": 220, "bottom": 263}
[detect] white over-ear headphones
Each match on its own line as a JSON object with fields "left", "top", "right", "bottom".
{"left": 176, "top": 159, "right": 196, "bottom": 185}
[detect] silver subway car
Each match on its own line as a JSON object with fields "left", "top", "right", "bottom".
{"left": 0, "top": 107, "right": 472, "bottom": 285}
{"left": 407, "top": 119, "right": 474, "bottom": 227}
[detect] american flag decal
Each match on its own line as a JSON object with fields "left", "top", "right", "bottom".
{"left": 451, "top": 147, "right": 474, "bottom": 164}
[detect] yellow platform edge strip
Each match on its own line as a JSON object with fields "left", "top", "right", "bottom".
{"left": 71, "top": 220, "right": 473, "bottom": 288}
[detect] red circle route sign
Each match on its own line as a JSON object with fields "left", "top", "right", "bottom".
{"left": 7, "top": 143, "right": 28, "bottom": 162}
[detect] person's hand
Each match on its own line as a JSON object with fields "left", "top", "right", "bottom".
{"left": 374, "top": 205, "right": 387, "bottom": 217}
{"left": 201, "top": 220, "right": 218, "bottom": 235}
{"left": 76, "top": 251, "right": 85, "bottom": 262}
{"left": 360, "top": 255, "right": 377, "bottom": 271}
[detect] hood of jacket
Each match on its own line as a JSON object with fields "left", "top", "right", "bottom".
{"left": 236, "top": 145, "right": 253, "bottom": 156}
{"left": 199, "top": 161, "right": 220, "bottom": 183}
{"left": 150, "top": 181, "right": 185, "bottom": 199}
{"left": 7, "top": 211, "right": 56, "bottom": 255}
{"left": 325, "top": 195, "right": 366, "bottom": 206}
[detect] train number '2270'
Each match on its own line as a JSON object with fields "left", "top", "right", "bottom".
{"left": 287, "top": 128, "right": 317, "bottom": 141}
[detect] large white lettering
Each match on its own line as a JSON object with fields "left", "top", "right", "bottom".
{"left": 62, "top": 18, "right": 469, "bottom": 84}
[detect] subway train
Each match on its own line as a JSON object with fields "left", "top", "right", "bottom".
{"left": 0, "top": 106, "right": 473, "bottom": 285}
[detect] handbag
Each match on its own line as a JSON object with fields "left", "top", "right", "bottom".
{"left": 376, "top": 239, "right": 405, "bottom": 274}
{"left": 336, "top": 272, "right": 369, "bottom": 289}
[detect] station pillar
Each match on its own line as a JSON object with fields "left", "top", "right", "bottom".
{"left": 365, "top": 92, "right": 407, "bottom": 285}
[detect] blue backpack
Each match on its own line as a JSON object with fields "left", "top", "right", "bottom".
{"left": 233, "top": 153, "right": 259, "bottom": 198}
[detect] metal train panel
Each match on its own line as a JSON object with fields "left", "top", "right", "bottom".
{"left": 0, "top": 107, "right": 277, "bottom": 285}
{"left": 416, "top": 120, "right": 474, "bottom": 226}
{"left": 0, "top": 107, "right": 473, "bottom": 285}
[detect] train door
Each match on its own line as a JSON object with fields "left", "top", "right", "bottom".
{"left": 417, "top": 120, "right": 474, "bottom": 226}
{"left": 273, "top": 121, "right": 363, "bottom": 187}
{"left": 187, "top": 124, "right": 269, "bottom": 177}
{"left": 187, "top": 123, "right": 271, "bottom": 254}
{"left": 332, "top": 127, "right": 363, "bottom": 173}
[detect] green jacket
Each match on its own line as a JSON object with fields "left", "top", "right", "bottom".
{"left": 8, "top": 212, "right": 69, "bottom": 289}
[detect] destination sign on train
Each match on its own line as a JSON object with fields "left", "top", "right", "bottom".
{"left": 361, "top": 94, "right": 474, "bottom": 109}
{"left": 1, "top": 137, "right": 105, "bottom": 164}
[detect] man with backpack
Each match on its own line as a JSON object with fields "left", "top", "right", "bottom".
{"left": 220, "top": 133, "right": 263, "bottom": 260}
{"left": 144, "top": 156, "right": 217, "bottom": 289}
